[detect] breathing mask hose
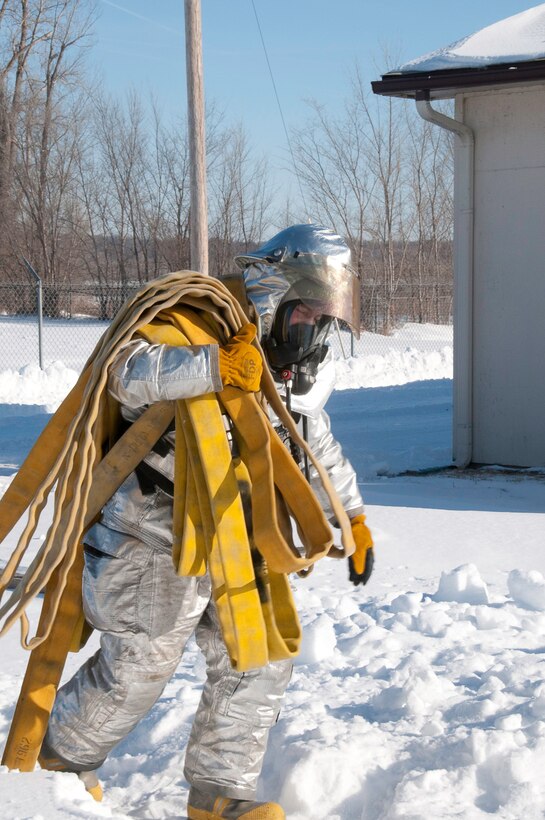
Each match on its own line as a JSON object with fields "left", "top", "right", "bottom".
{"left": 281, "top": 371, "right": 303, "bottom": 468}
{"left": 280, "top": 370, "right": 311, "bottom": 482}
{"left": 283, "top": 373, "right": 292, "bottom": 415}
{"left": 302, "top": 415, "right": 310, "bottom": 482}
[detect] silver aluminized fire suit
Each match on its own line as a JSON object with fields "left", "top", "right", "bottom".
{"left": 43, "top": 330, "right": 363, "bottom": 799}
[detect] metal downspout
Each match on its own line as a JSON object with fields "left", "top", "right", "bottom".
{"left": 415, "top": 95, "right": 475, "bottom": 468}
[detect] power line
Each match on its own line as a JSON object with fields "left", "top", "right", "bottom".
{"left": 250, "top": 0, "right": 309, "bottom": 219}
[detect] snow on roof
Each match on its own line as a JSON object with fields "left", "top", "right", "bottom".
{"left": 396, "top": 3, "right": 545, "bottom": 74}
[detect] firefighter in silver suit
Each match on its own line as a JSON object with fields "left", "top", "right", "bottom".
{"left": 41, "top": 224, "right": 374, "bottom": 820}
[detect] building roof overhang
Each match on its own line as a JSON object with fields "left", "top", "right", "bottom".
{"left": 371, "top": 59, "right": 545, "bottom": 99}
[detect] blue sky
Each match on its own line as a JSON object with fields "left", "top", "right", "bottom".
{"left": 93, "top": 1, "right": 537, "bottom": 199}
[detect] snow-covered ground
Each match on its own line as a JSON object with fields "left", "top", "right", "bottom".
{"left": 0, "top": 321, "right": 544, "bottom": 820}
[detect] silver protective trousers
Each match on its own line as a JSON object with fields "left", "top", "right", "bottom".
{"left": 44, "top": 535, "right": 293, "bottom": 799}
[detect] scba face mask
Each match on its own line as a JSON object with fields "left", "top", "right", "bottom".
{"left": 264, "top": 300, "right": 333, "bottom": 395}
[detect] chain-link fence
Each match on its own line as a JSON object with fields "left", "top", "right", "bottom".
{"left": 0, "top": 282, "right": 453, "bottom": 373}
{"left": 0, "top": 283, "right": 136, "bottom": 372}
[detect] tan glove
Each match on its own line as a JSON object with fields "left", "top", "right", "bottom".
{"left": 218, "top": 323, "right": 263, "bottom": 392}
{"left": 348, "top": 513, "right": 374, "bottom": 586}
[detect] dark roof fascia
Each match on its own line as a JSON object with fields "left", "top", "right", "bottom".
{"left": 371, "top": 59, "right": 545, "bottom": 99}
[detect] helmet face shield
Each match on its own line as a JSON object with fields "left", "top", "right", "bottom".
{"left": 279, "top": 266, "right": 360, "bottom": 337}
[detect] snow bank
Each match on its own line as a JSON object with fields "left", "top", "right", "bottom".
{"left": 0, "top": 361, "right": 78, "bottom": 413}
{"left": 508, "top": 569, "right": 545, "bottom": 611}
{"left": 335, "top": 345, "right": 453, "bottom": 389}
{"left": 434, "top": 563, "right": 490, "bottom": 605}
{"left": 264, "top": 552, "right": 545, "bottom": 820}
{"left": 0, "top": 345, "right": 453, "bottom": 404}
{"left": 0, "top": 322, "right": 453, "bottom": 408}
{"left": 333, "top": 323, "right": 453, "bottom": 389}
{"left": 294, "top": 613, "right": 337, "bottom": 664}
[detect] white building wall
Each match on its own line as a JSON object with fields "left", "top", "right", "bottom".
{"left": 456, "top": 85, "right": 545, "bottom": 466}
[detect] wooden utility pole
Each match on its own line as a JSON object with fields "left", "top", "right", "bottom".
{"left": 184, "top": 0, "right": 208, "bottom": 275}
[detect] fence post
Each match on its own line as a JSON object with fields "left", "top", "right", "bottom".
{"left": 334, "top": 319, "right": 348, "bottom": 359}
{"left": 22, "top": 258, "right": 44, "bottom": 370}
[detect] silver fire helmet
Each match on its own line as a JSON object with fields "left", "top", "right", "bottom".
{"left": 234, "top": 223, "right": 361, "bottom": 341}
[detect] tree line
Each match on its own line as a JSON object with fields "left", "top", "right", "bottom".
{"left": 0, "top": 1, "right": 453, "bottom": 330}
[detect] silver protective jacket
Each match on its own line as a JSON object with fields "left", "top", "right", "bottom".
{"left": 85, "top": 336, "right": 363, "bottom": 556}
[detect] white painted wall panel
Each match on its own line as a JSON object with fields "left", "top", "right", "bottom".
{"left": 459, "top": 86, "right": 545, "bottom": 465}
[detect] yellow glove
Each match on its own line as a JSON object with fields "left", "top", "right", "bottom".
{"left": 348, "top": 513, "right": 374, "bottom": 586}
{"left": 218, "top": 323, "right": 263, "bottom": 392}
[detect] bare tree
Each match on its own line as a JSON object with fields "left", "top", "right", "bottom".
{"left": 406, "top": 107, "right": 453, "bottom": 323}
{"left": 154, "top": 112, "right": 192, "bottom": 274}
{"left": 208, "top": 123, "right": 273, "bottom": 276}
{"left": 357, "top": 76, "right": 412, "bottom": 331}
{"left": 0, "top": 0, "right": 55, "bottom": 264}
{"left": 10, "top": 0, "right": 95, "bottom": 313}
{"left": 71, "top": 104, "right": 130, "bottom": 318}
{"left": 0, "top": 3, "right": 50, "bottom": 198}
{"left": 291, "top": 94, "right": 373, "bottom": 276}
{"left": 292, "top": 68, "right": 412, "bottom": 330}
{"left": 293, "top": 66, "right": 453, "bottom": 332}
{"left": 73, "top": 91, "right": 243, "bottom": 304}
{"left": 0, "top": 22, "right": 454, "bottom": 328}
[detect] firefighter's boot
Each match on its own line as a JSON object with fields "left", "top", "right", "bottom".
{"left": 187, "top": 786, "right": 285, "bottom": 819}
{"left": 39, "top": 743, "right": 103, "bottom": 802}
